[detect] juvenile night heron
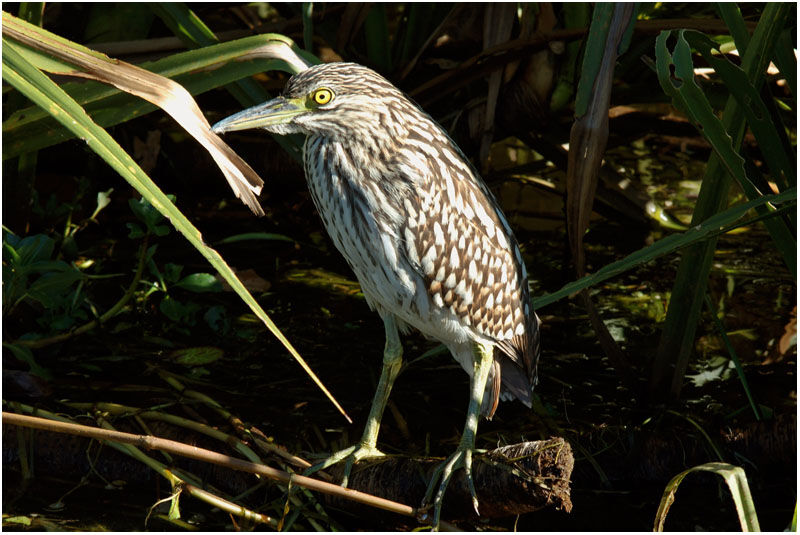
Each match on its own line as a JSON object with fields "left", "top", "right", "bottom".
{"left": 213, "top": 62, "right": 541, "bottom": 526}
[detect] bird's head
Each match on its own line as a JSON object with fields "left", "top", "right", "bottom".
{"left": 212, "top": 62, "right": 413, "bottom": 140}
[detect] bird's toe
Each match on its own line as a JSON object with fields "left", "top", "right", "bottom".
{"left": 305, "top": 443, "right": 386, "bottom": 487}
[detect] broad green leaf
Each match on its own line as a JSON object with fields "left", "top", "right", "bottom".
{"left": 159, "top": 296, "right": 199, "bottom": 324}
{"left": 163, "top": 263, "right": 184, "bottom": 284}
{"left": 26, "top": 269, "right": 85, "bottom": 308}
{"left": 13, "top": 233, "right": 54, "bottom": 266}
{"left": 19, "top": 260, "right": 76, "bottom": 275}
{"left": 204, "top": 305, "right": 230, "bottom": 334}
{"left": 126, "top": 223, "right": 146, "bottom": 240}
{"left": 129, "top": 197, "right": 172, "bottom": 237}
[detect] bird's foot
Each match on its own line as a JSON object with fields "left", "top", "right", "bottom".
{"left": 304, "top": 443, "right": 385, "bottom": 487}
{"left": 420, "top": 442, "right": 480, "bottom": 530}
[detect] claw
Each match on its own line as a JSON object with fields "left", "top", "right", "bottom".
{"left": 421, "top": 341, "right": 494, "bottom": 529}
{"left": 421, "top": 443, "right": 480, "bottom": 529}
{"left": 305, "top": 444, "right": 385, "bottom": 487}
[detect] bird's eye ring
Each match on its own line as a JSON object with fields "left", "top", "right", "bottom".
{"left": 313, "top": 88, "right": 334, "bottom": 105}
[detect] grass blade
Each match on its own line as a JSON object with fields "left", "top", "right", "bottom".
{"left": 364, "top": 4, "right": 391, "bottom": 72}
{"left": 151, "top": 3, "right": 309, "bottom": 162}
{"left": 658, "top": 29, "right": 795, "bottom": 276}
{"left": 1, "top": 35, "right": 351, "bottom": 424}
{"left": 654, "top": 462, "right": 760, "bottom": 531}
{"left": 703, "top": 294, "right": 762, "bottom": 421}
{"left": 3, "top": 10, "right": 313, "bottom": 159}
{"left": 302, "top": 2, "right": 314, "bottom": 52}
{"left": 684, "top": 30, "right": 795, "bottom": 192}
{"left": 651, "top": 3, "right": 792, "bottom": 402}
{"left": 533, "top": 188, "right": 796, "bottom": 309}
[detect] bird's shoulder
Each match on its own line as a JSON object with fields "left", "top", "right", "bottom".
{"left": 395, "top": 142, "right": 529, "bottom": 337}
{"left": 392, "top": 131, "right": 539, "bottom": 394}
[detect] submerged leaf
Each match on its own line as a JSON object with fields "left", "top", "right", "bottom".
{"left": 170, "top": 346, "right": 224, "bottom": 366}
{"left": 175, "top": 273, "right": 223, "bottom": 293}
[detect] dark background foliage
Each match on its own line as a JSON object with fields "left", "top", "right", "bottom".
{"left": 3, "top": 2, "right": 796, "bottom": 531}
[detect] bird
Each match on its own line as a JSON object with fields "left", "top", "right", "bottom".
{"left": 213, "top": 62, "right": 541, "bottom": 527}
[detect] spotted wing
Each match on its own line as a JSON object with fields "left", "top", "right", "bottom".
{"left": 397, "top": 131, "right": 539, "bottom": 407}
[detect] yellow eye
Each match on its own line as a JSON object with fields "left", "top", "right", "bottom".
{"left": 313, "top": 88, "right": 334, "bottom": 105}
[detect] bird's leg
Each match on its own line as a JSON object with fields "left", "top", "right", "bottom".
{"left": 421, "top": 341, "right": 493, "bottom": 529}
{"left": 306, "top": 316, "right": 403, "bottom": 486}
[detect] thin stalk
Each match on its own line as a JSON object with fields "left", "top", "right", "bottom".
{"left": 702, "top": 295, "right": 763, "bottom": 421}
{"left": 666, "top": 410, "right": 725, "bottom": 461}
{"left": 156, "top": 371, "right": 317, "bottom": 471}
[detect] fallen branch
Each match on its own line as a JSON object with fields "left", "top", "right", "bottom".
{"left": 3, "top": 410, "right": 573, "bottom": 525}
{"left": 326, "top": 438, "right": 573, "bottom": 520}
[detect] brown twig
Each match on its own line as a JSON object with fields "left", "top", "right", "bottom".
{"left": 2, "top": 411, "right": 418, "bottom": 519}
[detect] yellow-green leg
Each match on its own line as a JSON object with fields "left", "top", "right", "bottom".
{"left": 306, "top": 315, "right": 403, "bottom": 486}
{"left": 422, "top": 341, "right": 494, "bottom": 529}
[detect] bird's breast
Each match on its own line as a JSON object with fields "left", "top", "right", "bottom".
{"left": 303, "top": 137, "right": 430, "bottom": 321}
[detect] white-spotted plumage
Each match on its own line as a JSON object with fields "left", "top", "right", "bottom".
{"left": 258, "top": 62, "right": 540, "bottom": 417}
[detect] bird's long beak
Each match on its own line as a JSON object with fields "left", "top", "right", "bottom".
{"left": 212, "top": 96, "right": 306, "bottom": 133}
